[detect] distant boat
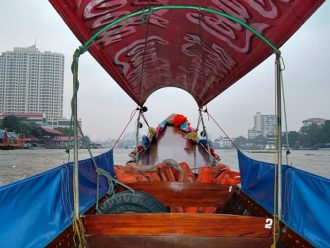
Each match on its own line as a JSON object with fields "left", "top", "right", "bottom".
{"left": 0, "top": 1, "right": 329, "bottom": 248}
{"left": 0, "top": 129, "right": 25, "bottom": 150}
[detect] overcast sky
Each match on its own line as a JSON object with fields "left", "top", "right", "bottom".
{"left": 1, "top": 1, "right": 329, "bottom": 141}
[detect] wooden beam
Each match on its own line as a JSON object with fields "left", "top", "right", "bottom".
{"left": 126, "top": 181, "right": 233, "bottom": 207}
{"left": 83, "top": 213, "right": 272, "bottom": 238}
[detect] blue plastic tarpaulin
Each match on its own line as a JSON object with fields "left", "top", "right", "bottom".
{"left": 238, "top": 149, "right": 330, "bottom": 248}
{"left": 0, "top": 149, "right": 114, "bottom": 248}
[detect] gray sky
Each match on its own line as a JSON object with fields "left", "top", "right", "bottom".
{"left": 1, "top": 1, "right": 329, "bottom": 141}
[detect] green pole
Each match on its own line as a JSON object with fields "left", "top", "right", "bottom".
{"left": 76, "top": 5, "right": 280, "bottom": 56}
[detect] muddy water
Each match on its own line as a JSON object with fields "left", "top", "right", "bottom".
{"left": 0, "top": 148, "right": 329, "bottom": 186}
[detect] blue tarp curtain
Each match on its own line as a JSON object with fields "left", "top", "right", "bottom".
{"left": 238, "top": 150, "right": 330, "bottom": 248}
{"left": 0, "top": 149, "right": 114, "bottom": 248}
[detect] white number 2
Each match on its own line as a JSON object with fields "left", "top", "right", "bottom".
{"left": 265, "top": 218, "right": 273, "bottom": 229}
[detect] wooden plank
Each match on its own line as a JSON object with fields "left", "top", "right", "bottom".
{"left": 83, "top": 213, "right": 272, "bottom": 238}
{"left": 87, "top": 236, "right": 273, "bottom": 248}
{"left": 126, "top": 181, "right": 233, "bottom": 207}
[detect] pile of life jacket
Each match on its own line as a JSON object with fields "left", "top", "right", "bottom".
{"left": 115, "top": 162, "right": 240, "bottom": 185}
{"left": 114, "top": 162, "right": 240, "bottom": 213}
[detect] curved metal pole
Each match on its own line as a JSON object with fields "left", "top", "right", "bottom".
{"left": 77, "top": 5, "right": 280, "bottom": 56}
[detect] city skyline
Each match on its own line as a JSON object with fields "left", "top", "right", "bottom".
{"left": 0, "top": 1, "right": 329, "bottom": 140}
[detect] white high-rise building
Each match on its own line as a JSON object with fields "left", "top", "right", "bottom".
{"left": 248, "top": 112, "right": 275, "bottom": 139}
{"left": 0, "top": 45, "right": 64, "bottom": 120}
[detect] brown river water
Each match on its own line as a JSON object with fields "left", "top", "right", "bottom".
{"left": 0, "top": 148, "right": 330, "bottom": 186}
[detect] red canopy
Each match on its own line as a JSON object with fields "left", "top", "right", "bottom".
{"left": 49, "top": 0, "right": 324, "bottom": 107}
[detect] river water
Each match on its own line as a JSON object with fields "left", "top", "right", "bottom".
{"left": 0, "top": 148, "right": 329, "bottom": 186}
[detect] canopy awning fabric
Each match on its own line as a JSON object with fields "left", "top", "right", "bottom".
{"left": 49, "top": 0, "right": 324, "bottom": 107}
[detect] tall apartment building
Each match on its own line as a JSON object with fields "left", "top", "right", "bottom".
{"left": 248, "top": 112, "right": 275, "bottom": 139}
{"left": 0, "top": 45, "right": 64, "bottom": 120}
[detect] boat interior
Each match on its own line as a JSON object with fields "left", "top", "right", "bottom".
{"left": 0, "top": 1, "right": 328, "bottom": 248}
{"left": 48, "top": 121, "right": 312, "bottom": 248}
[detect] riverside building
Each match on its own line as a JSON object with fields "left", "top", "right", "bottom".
{"left": 248, "top": 112, "right": 275, "bottom": 140}
{"left": 0, "top": 45, "right": 64, "bottom": 121}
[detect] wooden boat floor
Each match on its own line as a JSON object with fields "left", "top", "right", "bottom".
{"left": 83, "top": 213, "right": 272, "bottom": 248}
{"left": 139, "top": 126, "right": 210, "bottom": 168}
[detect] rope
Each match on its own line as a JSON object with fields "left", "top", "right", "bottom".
{"left": 203, "top": 109, "right": 239, "bottom": 150}
{"left": 135, "top": 109, "right": 142, "bottom": 157}
{"left": 95, "top": 167, "right": 135, "bottom": 196}
{"left": 75, "top": 122, "right": 103, "bottom": 210}
{"left": 71, "top": 50, "right": 80, "bottom": 116}
{"left": 199, "top": 108, "right": 214, "bottom": 165}
{"left": 77, "top": 124, "right": 97, "bottom": 170}
{"left": 196, "top": 114, "right": 201, "bottom": 131}
{"left": 70, "top": 49, "right": 87, "bottom": 248}
{"left": 60, "top": 164, "right": 73, "bottom": 224}
{"left": 74, "top": 109, "right": 137, "bottom": 209}
{"left": 141, "top": 111, "right": 150, "bottom": 128}
{"left": 77, "top": 115, "right": 137, "bottom": 205}
{"left": 280, "top": 57, "right": 291, "bottom": 165}
{"left": 111, "top": 108, "right": 139, "bottom": 150}
{"left": 271, "top": 55, "right": 280, "bottom": 248}
{"left": 279, "top": 56, "right": 293, "bottom": 240}
{"left": 70, "top": 49, "right": 138, "bottom": 246}
{"left": 72, "top": 218, "right": 87, "bottom": 248}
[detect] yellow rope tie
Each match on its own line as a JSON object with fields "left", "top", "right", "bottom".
{"left": 148, "top": 127, "right": 156, "bottom": 139}
{"left": 185, "top": 131, "right": 198, "bottom": 141}
{"left": 73, "top": 216, "right": 87, "bottom": 248}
